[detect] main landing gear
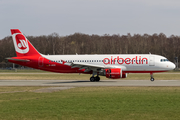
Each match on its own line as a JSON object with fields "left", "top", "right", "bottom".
{"left": 90, "top": 76, "right": 100, "bottom": 82}
{"left": 150, "top": 73, "right": 155, "bottom": 82}
{"left": 90, "top": 71, "right": 100, "bottom": 82}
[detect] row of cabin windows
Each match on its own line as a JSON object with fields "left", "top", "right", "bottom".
{"left": 49, "top": 59, "right": 148, "bottom": 63}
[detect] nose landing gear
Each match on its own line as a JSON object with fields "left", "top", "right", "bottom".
{"left": 150, "top": 73, "right": 154, "bottom": 81}
{"left": 150, "top": 77, "right": 154, "bottom": 81}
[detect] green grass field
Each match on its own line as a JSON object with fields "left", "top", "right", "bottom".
{"left": 0, "top": 70, "right": 180, "bottom": 119}
{"left": 0, "top": 70, "right": 180, "bottom": 80}
{"left": 0, "top": 69, "right": 47, "bottom": 73}
{"left": 0, "top": 87, "right": 180, "bottom": 120}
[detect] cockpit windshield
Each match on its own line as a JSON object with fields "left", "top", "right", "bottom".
{"left": 160, "top": 59, "right": 169, "bottom": 62}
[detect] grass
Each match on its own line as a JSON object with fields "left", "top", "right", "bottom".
{"left": 0, "top": 69, "right": 48, "bottom": 73}
{"left": 0, "top": 73, "right": 95, "bottom": 80}
{"left": 0, "top": 69, "right": 178, "bottom": 73}
{"left": 0, "top": 86, "right": 48, "bottom": 93}
{"left": 0, "top": 72, "right": 180, "bottom": 80}
{"left": 0, "top": 69, "right": 180, "bottom": 80}
{"left": 0, "top": 87, "right": 180, "bottom": 120}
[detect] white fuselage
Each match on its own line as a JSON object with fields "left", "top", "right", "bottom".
{"left": 42, "top": 54, "right": 175, "bottom": 72}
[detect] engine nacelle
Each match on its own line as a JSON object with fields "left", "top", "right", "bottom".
{"left": 98, "top": 68, "right": 127, "bottom": 79}
{"left": 105, "top": 68, "right": 122, "bottom": 79}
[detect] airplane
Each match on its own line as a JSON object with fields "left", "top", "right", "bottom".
{"left": 7, "top": 29, "right": 176, "bottom": 82}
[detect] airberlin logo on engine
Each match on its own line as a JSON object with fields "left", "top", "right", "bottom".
{"left": 13, "top": 33, "right": 29, "bottom": 54}
{"left": 103, "top": 56, "right": 148, "bottom": 65}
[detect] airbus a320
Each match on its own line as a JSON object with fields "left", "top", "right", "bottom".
{"left": 7, "top": 29, "right": 176, "bottom": 82}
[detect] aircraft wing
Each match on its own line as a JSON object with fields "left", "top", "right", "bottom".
{"left": 64, "top": 62, "right": 127, "bottom": 72}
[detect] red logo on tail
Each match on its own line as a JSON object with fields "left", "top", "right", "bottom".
{"left": 16, "top": 34, "right": 28, "bottom": 50}
{"left": 13, "top": 33, "right": 29, "bottom": 54}
{"left": 17, "top": 39, "right": 28, "bottom": 49}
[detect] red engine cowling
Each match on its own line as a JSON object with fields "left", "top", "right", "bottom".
{"left": 105, "top": 68, "right": 127, "bottom": 79}
{"left": 105, "top": 68, "right": 121, "bottom": 79}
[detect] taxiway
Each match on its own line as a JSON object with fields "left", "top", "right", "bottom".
{"left": 0, "top": 80, "right": 180, "bottom": 86}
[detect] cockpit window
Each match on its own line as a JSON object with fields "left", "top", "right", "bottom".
{"left": 160, "top": 59, "right": 169, "bottom": 62}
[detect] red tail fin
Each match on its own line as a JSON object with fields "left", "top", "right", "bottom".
{"left": 11, "top": 29, "right": 41, "bottom": 57}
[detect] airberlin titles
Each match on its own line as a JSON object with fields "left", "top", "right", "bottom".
{"left": 103, "top": 56, "right": 148, "bottom": 65}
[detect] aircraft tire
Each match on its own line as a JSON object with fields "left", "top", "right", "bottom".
{"left": 90, "top": 77, "right": 95, "bottom": 82}
{"left": 150, "top": 78, "right": 154, "bottom": 82}
{"left": 95, "top": 76, "right": 100, "bottom": 82}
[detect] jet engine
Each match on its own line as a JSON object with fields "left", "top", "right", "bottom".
{"left": 104, "top": 68, "right": 127, "bottom": 79}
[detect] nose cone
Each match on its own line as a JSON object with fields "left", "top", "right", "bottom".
{"left": 169, "top": 62, "right": 176, "bottom": 70}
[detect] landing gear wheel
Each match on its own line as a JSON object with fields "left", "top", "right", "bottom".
{"left": 150, "top": 73, "right": 154, "bottom": 82}
{"left": 90, "top": 77, "right": 95, "bottom": 82}
{"left": 90, "top": 71, "right": 100, "bottom": 82}
{"left": 95, "top": 76, "right": 100, "bottom": 82}
{"left": 150, "top": 77, "right": 154, "bottom": 82}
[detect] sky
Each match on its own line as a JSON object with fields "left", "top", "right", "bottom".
{"left": 0, "top": 0, "right": 180, "bottom": 39}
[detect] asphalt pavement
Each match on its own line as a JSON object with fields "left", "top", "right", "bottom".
{"left": 0, "top": 80, "right": 180, "bottom": 87}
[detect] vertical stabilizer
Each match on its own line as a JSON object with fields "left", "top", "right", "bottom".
{"left": 11, "top": 29, "right": 41, "bottom": 57}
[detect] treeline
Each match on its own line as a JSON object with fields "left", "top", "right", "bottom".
{"left": 0, "top": 33, "right": 180, "bottom": 64}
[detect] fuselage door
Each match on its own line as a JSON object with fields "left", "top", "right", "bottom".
{"left": 149, "top": 56, "right": 155, "bottom": 66}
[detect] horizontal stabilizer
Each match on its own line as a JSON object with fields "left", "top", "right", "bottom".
{"left": 6, "top": 58, "right": 30, "bottom": 62}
